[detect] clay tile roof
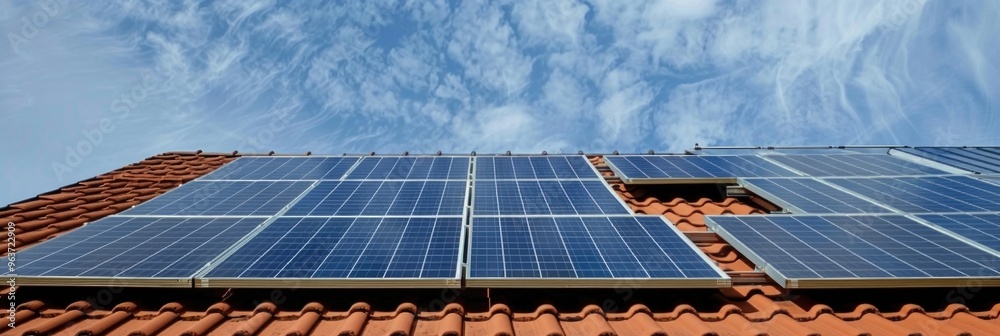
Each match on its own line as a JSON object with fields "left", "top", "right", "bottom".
{"left": 2, "top": 152, "right": 999, "bottom": 336}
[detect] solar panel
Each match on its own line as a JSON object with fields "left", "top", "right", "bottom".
{"left": 120, "top": 181, "right": 313, "bottom": 216}
{"left": 13, "top": 216, "right": 268, "bottom": 287}
{"left": 763, "top": 154, "right": 948, "bottom": 177}
{"left": 475, "top": 156, "right": 600, "bottom": 179}
{"left": 825, "top": 176, "right": 1000, "bottom": 213}
{"left": 200, "top": 157, "right": 360, "bottom": 180}
{"left": 472, "top": 180, "right": 630, "bottom": 215}
{"left": 605, "top": 155, "right": 796, "bottom": 183}
{"left": 466, "top": 216, "right": 729, "bottom": 287}
{"left": 915, "top": 214, "right": 1000, "bottom": 254}
{"left": 344, "top": 157, "right": 470, "bottom": 180}
{"left": 896, "top": 147, "right": 1000, "bottom": 174}
{"left": 705, "top": 215, "right": 1000, "bottom": 288}
{"left": 740, "top": 178, "right": 888, "bottom": 214}
{"left": 285, "top": 181, "right": 467, "bottom": 216}
{"left": 198, "top": 217, "right": 463, "bottom": 288}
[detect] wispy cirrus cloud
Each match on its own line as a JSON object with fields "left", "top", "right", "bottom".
{"left": 2, "top": 0, "right": 999, "bottom": 205}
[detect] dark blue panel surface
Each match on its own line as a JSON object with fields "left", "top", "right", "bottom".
{"left": 606, "top": 155, "right": 795, "bottom": 180}
{"left": 204, "top": 217, "right": 462, "bottom": 279}
{"left": 475, "top": 156, "right": 599, "bottom": 179}
{"left": 13, "top": 217, "right": 267, "bottom": 278}
{"left": 122, "top": 181, "right": 312, "bottom": 216}
{"left": 468, "top": 216, "right": 724, "bottom": 279}
{"left": 286, "top": 181, "right": 467, "bottom": 216}
{"left": 201, "top": 157, "right": 359, "bottom": 180}
{"left": 916, "top": 214, "right": 1000, "bottom": 253}
{"left": 764, "top": 154, "right": 948, "bottom": 177}
{"left": 473, "top": 180, "right": 629, "bottom": 215}
{"left": 826, "top": 176, "right": 1000, "bottom": 213}
{"left": 709, "top": 215, "right": 1000, "bottom": 280}
{"left": 898, "top": 147, "right": 1000, "bottom": 174}
{"left": 344, "top": 157, "right": 469, "bottom": 180}
{"left": 741, "top": 178, "right": 885, "bottom": 213}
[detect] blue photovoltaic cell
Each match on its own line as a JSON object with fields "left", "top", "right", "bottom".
{"left": 200, "top": 157, "right": 359, "bottom": 180}
{"left": 605, "top": 155, "right": 795, "bottom": 180}
{"left": 122, "top": 181, "right": 313, "bottom": 216}
{"left": 468, "top": 216, "right": 723, "bottom": 279}
{"left": 898, "top": 147, "right": 1000, "bottom": 174}
{"left": 285, "top": 181, "right": 467, "bottom": 216}
{"left": 708, "top": 215, "right": 1000, "bottom": 281}
{"left": 344, "top": 157, "right": 469, "bottom": 180}
{"left": 203, "top": 217, "right": 462, "bottom": 279}
{"left": 741, "top": 178, "right": 885, "bottom": 213}
{"left": 764, "top": 154, "right": 948, "bottom": 177}
{"left": 475, "top": 156, "right": 599, "bottom": 179}
{"left": 916, "top": 214, "right": 1000, "bottom": 253}
{"left": 826, "top": 176, "right": 1000, "bottom": 213}
{"left": 473, "top": 180, "right": 629, "bottom": 215}
{"left": 13, "top": 217, "right": 267, "bottom": 278}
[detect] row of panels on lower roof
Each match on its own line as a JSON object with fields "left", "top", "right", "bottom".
{"left": 15, "top": 212, "right": 1000, "bottom": 290}
{"left": 705, "top": 213, "right": 1000, "bottom": 289}
{"left": 10, "top": 215, "right": 731, "bottom": 289}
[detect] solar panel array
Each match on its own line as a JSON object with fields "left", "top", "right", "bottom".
{"left": 345, "top": 157, "right": 470, "bottom": 180}
{"left": 826, "top": 176, "right": 1000, "bottom": 213}
{"left": 121, "top": 181, "right": 313, "bottom": 216}
{"left": 467, "top": 216, "right": 727, "bottom": 287}
{"left": 475, "top": 156, "right": 599, "bottom": 179}
{"left": 201, "top": 157, "right": 360, "bottom": 180}
{"left": 739, "top": 178, "right": 886, "bottom": 214}
{"left": 706, "top": 215, "right": 1000, "bottom": 288}
{"left": 472, "top": 180, "right": 630, "bottom": 216}
{"left": 286, "top": 181, "right": 467, "bottom": 216}
{"left": 763, "top": 154, "right": 949, "bottom": 176}
{"left": 13, "top": 217, "right": 269, "bottom": 286}
{"left": 896, "top": 147, "right": 1000, "bottom": 174}
{"left": 29, "top": 148, "right": 1000, "bottom": 290}
{"left": 201, "top": 217, "right": 462, "bottom": 287}
{"left": 605, "top": 155, "right": 796, "bottom": 183}
{"left": 915, "top": 214, "right": 1000, "bottom": 253}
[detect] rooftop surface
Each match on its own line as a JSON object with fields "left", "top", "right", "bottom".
{"left": 3, "top": 151, "right": 1000, "bottom": 335}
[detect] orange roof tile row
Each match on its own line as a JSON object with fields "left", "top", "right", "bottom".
{"left": 1, "top": 153, "right": 998, "bottom": 335}
{"left": 6, "top": 297, "right": 1000, "bottom": 336}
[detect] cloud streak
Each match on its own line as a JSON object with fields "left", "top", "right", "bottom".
{"left": 2, "top": 0, "right": 999, "bottom": 204}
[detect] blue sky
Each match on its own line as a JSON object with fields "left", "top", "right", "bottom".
{"left": 1, "top": 0, "right": 999, "bottom": 205}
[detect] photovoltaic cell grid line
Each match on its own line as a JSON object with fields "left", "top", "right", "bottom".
{"left": 286, "top": 181, "right": 467, "bottom": 216}
{"left": 706, "top": 215, "right": 1000, "bottom": 288}
{"left": 467, "top": 216, "right": 727, "bottom": 285}
{"left": 473, "top": 180, "right": 630, "bottom": 215}
{"left": 605, "top": 155, "right": 796, "bottom": 182}
{"left": 826, "top": 176, "right": 1000, "bottom": 213}
{"left": 200, "top": 157, "right": 360, "bottom": 180}
{"left": 763, "top": 154, "right": 949, "bottom": 177}
{"left": 897, "top": 147, "right": 1000, "bottom": 174}
{"left": 12, "top": 217, "right": 267, "bottom": 280}
{"left": 121, "top": 181, "right": 313, "bottom": 216}
{"left": 475, "top": 156, "right": 600, "bottom": 179}
{"left": 740, "top": 178, "right": 886, "bottom": 214}
{"left": 915, "top": 214, "right": 1000, "bottom": 254}
{"left": 202, "top": 217, "right": 462, "bottom": 280}
{"left": 345, "top": 157, "right": 470, "bottom": 180}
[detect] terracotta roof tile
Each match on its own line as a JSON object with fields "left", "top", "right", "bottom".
{"left": 4, "top": 153, "right": 1000, "bottom": 336}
